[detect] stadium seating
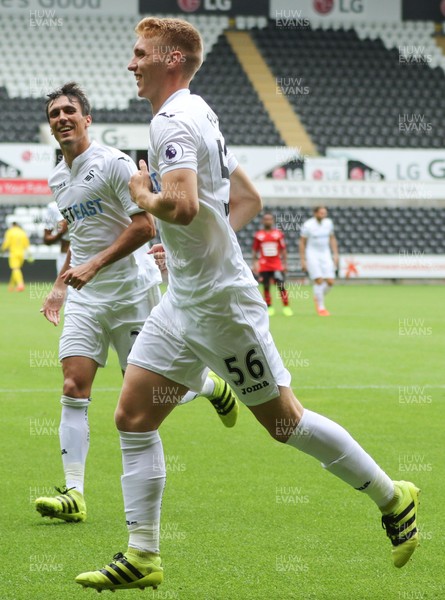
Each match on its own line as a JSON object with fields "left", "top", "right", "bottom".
{"left": 236, "top": 206, "right": 445, "bottom": 260}
{"left": 2, "top": 204, "right": 444, "bottom": 268}
{"left": 190, "top": 36, "right": 284, "bottom": 145}
{"left": 1, "top": 204, "right": 48, "bottom": 246}
{"left": 251, "top": 22, "right": 445, "bottom": 153}
{"left": 0, "top": 13, "right": 282, "bottom": 146}
{"left": 353, "top": 21, "right": 444, "bottom": 68}
{"left": 1, "top": 14, "right": 444, "bottom": 274}
{"left": 0, "top": 14, "right": 228, "bottom": 104}
{"left": 1, "top": 14, "right": 444, "bottom": 149}
{"left": 93, "top": 36, "right": 285, "bottom": 146}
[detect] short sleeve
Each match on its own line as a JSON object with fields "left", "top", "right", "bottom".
{"left": 151, "top": 118, "right": 198, "bottom": 177}
{"left": 108, "top": 153, "right": 142, "bottom": 217}
{"left": 44, "top": 206, "right": 56, "bottom": 231}
{"left": 44, "top": 203, "right": 64, "bottom": 231}
{"left": 252, "top": 233, "right": 260, "bottom": 251}
{"left": 227, "top": 148, "right": 238, "bottom": 175}
{"left": 300, "top": 221, "right": 309, "bottom": 238}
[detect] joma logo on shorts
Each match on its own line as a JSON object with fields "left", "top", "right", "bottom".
{"left": 241, "top": 380, "right": 270, "bottom": 395}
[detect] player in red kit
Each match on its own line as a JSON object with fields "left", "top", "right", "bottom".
{"left": 252, "top": 213, "right": 293, "bottom": 317}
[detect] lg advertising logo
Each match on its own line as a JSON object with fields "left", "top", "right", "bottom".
{"left": 177, "top": 0, "right": 200, "bottom": 10}
{"left": 314, "top": 0, "right": 364, "bottom": 15}
{"left": 314, "top": 0, "right": 334, "bottom": 13}
{"left": 429, "top": 159, "right": 445, "bottom": 178}
{"left": 177, "top": 0, "right": 231, "bottom": 12}
{"left": 397, "top": 160, "right": 445, "bottom": 180}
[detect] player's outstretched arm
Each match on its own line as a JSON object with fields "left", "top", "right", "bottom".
{"left": 228, "top": 165, "right": 262, "bottom": 232}
{"left": 40, "top": 247, "right": 71, "bottom": 326}
{"left": 130, "top": 160, "right": 198, "bottom": 226}
{"left": 61, "top": 212, "right": 154, "bottom": 291}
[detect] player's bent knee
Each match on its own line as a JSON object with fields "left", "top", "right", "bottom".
{"left": 256, "top": 419, "right": 299, "bottom": 443}
{"left": 249, "top": 388, "right": 303, "bottom": 443}
{"left": 62, "top": 377, "right": 90, "bottom": 399}
{"left": 270, "top": 421, "right": 300, "bottom": 443}
{"left": 114, "top": 407, "right": 151, "bottom": 432}
{"left": 115, "top": 405, "right": 131, "bottom": 430}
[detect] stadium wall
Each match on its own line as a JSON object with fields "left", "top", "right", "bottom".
{"left": 0, "top": 0, "right": 440, "bottom": 22}
{"left": 1, "top": 0, "right": 139, "bottom": 16}
{"left": 269, "top": 0, "right": 402, "bottom": 23}
{"left": 0, "top": 257, "right": 55, "bottom": 283}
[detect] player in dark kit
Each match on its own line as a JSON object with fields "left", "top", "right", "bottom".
{"left": 252, "top": 213, "right": 293, "bottom": 316}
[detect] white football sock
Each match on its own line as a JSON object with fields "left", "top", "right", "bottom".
{"left": 179, "top": 391, "right": 197, "bottom": 405}
{"left": 120, "top": 430, "right": 166, "bottom": 554}
{"left": 313, "top": 283, "right": 325, "bottom": 309}
{"left": 59, "top": 395, "right": 90, "bottom": 495}
{"left": 179, "top": 375, "right": 215, "bottom": 405}
{"left": 322, "top": 281, "right": 332, "bottom": 296}
{"left": 287, "top": 409, "right": 394, "bottom": 508}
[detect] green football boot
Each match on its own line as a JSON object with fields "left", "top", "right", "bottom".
{"left": 75, "top": 550, "right": 163, "bottom": 591}
{"left": 35, "top": 486, "right": 86, "bottom": 523}
{"left": 381, "top": 480, "right": 421, "bottom": 568}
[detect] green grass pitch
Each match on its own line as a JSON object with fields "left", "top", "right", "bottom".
{"left": 1, "top": 282, "right": 444, "bottom": 600}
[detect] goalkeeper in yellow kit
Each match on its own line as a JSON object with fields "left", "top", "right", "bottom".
{"left": 1, "top": 222, "right": 30, "bottom": 292}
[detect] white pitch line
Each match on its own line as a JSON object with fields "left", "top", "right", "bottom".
{"left": 0, "top": 387, "right": 122, "bottom": 394}
{"left": 277, "top": 384, "right": 445, "bottom": 392}
{"left": 1, "top": 384, "right": 444, "bottom": 394}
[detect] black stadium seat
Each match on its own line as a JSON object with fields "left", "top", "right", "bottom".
{"left": 252, "top": 21, "right": 445, "bottom": 152}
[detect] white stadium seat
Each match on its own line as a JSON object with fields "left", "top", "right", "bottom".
{"left": 0, "top": 13, "right": 229, "bottom": 108}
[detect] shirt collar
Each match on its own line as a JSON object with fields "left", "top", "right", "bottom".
{"left": 157, "top": 88, "right": 190, "bottom": 113}
{"left": 69, "top": 140, "right": 97, "bottom": 172}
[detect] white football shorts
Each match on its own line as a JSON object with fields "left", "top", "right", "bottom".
{"left": 59, "top": 284, "right": 161, "bottom": 370}
{"left": 128, "top": 286, "right": 291, "bottom": 406}
{"left": 306, "top": 250, "right": 335, "bottom": 280}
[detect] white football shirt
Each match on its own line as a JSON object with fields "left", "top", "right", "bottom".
{"left": 148, "top": 89, "right": 257, "bottom": 306}
{"left": 300, "top": 217, "right": 334, "bottom": 253}
{"left": 48, "top": 141, "right": 161, "bottom": 301}
{"left": 44, "top": 201, "right": 70, "bottom": 241}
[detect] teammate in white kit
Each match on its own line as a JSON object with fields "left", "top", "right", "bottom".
{"left": 75, "top": 19, "right": 420, "bottom": 592}
{"left": 35, "top": 82, "right": 239, "bottom": 525}
{"left": 300, "top": 206, "right": 338, "bottom": 316}
{"left": 43, "top": 200, "right": 70, "bottom": 274}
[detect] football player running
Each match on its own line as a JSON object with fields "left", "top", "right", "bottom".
{"left": 75, "top": 19, "right": 420, "bottom": 592}
{"left": 299, "top": 206, "right": 338, "bottom": 316}
{"left": 252, "top": 212, "right": 292, "bottom": 317}
{"left": 35, "top": 82, "right": 239, "bottom": 525}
